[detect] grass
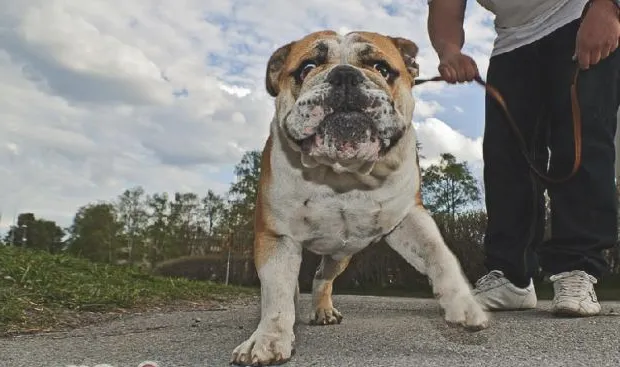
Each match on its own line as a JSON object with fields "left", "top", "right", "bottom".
{"left": 3, "top": 245, "right": 619, "bottom": 335}
{"left": 0, "top": 246, "right": 256, "bottom": 335}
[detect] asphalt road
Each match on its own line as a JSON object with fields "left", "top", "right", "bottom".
{"left": 2, "top": 294, "right": 620, "bottom": 367}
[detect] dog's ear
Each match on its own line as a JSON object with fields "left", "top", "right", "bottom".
{"left": 265, "top": 42, "right": 294, "bottom": 97}
{"left": 390, "top": 37, "right": 419, "bottom": 80}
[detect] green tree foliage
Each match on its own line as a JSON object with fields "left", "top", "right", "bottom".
{"left": 3, "top": 213, "right": 65, "bottom": 253}
{"left": 116, "top": 186, "right": 148, "bottom": 265}
{"left": 201, "top": 190, "right": 226, "bottom": 238}
{"left": 227, "top": 150, "right": 261, "bottom": 231}
{"left": 60, "top": 187, "right": 231, "bottom": 267}
{"left": 421, "top": 152, "right": 481, "bottom": 219}
{"left": 66, "top": 203, "right": 124, "bottom": 263}
{"left": 144, "top": 192, "right": 171, "bottom": 265}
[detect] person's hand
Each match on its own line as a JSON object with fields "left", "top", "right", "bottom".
{"left": 438, "top": 47, "right": 479, "bottom": 83}
{"left": 575, "top": 0, "right": 620, "bottom": 70}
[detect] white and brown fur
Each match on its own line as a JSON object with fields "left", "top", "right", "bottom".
{"left": 230, "top": 30, "right": 489, "bottom": 366}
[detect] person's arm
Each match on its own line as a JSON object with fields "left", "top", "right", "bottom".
{"left": 426, "top": 0, "right": 479, "bottom": 83}
{"left": 427, "top": 0, "right": 467, "bottom": 58}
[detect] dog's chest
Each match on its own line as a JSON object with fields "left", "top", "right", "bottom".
{"left": 287, "top": 191, "right": 408, "bottom": 257}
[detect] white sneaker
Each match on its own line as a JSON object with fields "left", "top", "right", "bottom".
{"left": 472, "top": 270, "right": 537, "bottom": 311}
{"left": 550, "top": 270, "right": 601, "bottom": 317}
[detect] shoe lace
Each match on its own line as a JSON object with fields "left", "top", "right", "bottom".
{"left": 474, "top": 270, "right": 505, "bottom": 291}
{"left": 552, "top": 272, "right": 597, "bottom": 297}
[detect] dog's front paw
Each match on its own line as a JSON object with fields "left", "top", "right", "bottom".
{"left": 230, "top": 327, "right": 294, "bottom": 366}
{"left": 308, "top": 306, "right": 343, "bottom": 325}
{"left": 443, "top": 294, "right": 489, "bottom": 332}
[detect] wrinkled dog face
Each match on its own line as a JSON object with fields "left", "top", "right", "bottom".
{"left": 266, "top": 31, "right": 419, "bottom": 174}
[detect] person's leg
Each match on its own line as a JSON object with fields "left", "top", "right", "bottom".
{"left": 540, "top": 19, "right": 620, "bottom": 316}
{"left": 474, "top": 40, "right": 549, "bottom": 310}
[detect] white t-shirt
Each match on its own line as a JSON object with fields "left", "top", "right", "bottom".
{"left": 429, "top": 0, "right": 589, "bottom": 56}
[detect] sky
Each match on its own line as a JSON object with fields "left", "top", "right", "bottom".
{"left": 0, "top": 0, "right": 498, "bottom": 231}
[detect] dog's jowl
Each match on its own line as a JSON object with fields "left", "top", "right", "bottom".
{"left": 230, "top": 30, "right": 489, "bottom": 366}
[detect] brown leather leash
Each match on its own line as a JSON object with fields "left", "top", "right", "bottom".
{"left": 414, "top": 68, "right": 583, "bottom": 185}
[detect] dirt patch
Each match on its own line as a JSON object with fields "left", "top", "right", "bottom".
{"left": 0, "top": 295, "right": 258, "bottom": 338}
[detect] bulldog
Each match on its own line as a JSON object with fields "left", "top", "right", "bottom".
{"left": 230, "top": 30, "right": 489, "bottom": 366}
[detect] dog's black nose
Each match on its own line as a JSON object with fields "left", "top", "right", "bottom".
{"left": 326, "top": 65, "right": 364, "bottom": 87}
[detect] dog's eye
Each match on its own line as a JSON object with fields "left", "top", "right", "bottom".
{"left": 373, "top": 61, "right": 393, "bottom": 80}
{"left": 299, "top": 62, "right": 317, "bottom": 81}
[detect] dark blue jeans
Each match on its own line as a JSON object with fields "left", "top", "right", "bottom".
{"left": 482, "top": 18, "right": 620, "bottom": 287}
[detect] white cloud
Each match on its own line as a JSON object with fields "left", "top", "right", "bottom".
{"left": 415, "top": 118, "right": 483, "bottom": 169}
{"left": 414, "top": 99, "right": 444, "bottom": 119}
{"left": 0, "top": 0, "right": 494, "bottom": 230}
{"left": 219, "top": 83, "right": 252, "bottom": 98}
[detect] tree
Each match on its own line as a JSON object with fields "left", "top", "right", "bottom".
{"left": 200, "top": 190, "right": 226, "bottom": 253}
{"left": 421, "top": 152, "right": 481, "bottom": 220}
{"left": 168, "top": 192, "right": 202, "bottom": 257}
{"left": 4, "top": 213, "right": 65, "bottom": 253}
{"left": 229, "top": 150, "right": 261, "bottom": 211}
{"left": 66, "top": 203, "right": 123, "bottom": 263}
{"left": 116, "top": 186, "right": 148, "bottom": 264}
{"left": 225, "top": 150, "right": 262, "bottom": 254}
{"left": 145, "top": 192, "right": 170, "bottom": 265}
{"left": 201, "top": 190, "right": 225, "bottom": 237}
{"left": 29, "top": 219, "right": 66, "bottom": 254}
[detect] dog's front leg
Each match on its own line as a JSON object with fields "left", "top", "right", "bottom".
{"left": 231, "top": 233, "right": 302, "bottom": 366}
{"left": 384, "top": 206, "right": 489, "bottom": 331}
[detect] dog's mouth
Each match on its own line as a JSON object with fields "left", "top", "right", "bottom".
{"left": 293, "top": 111, "right": 383, "bottom": 162}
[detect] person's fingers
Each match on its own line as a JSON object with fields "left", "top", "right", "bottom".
{"left": 452, "top": 55, "right": 477, "bottom": 82}
{"left": 455, "top": 58, "right": 467, "bottom": 82}
{"left": 610, "top": 39, "right": 620, "bottom": 59}
{"left": 600, "top": 42, "right": 611, "bottom": 61}
{"left": 463, "top": 58, "right": 477, "bottom": 81}
{"left": 439, "top": 53, "right": 479, "bottom": 83}
{"left": 577, "top": 48, "right": 591, "bottom": 69}
{"left": 470, "top": 58, "right": 480, "bottom": 77}
{"left": 439, "top": 64, "right": 456, "bottom": 83}
{"left": 612, "top": 38, "right": 619, "bottom": 53}
{"left": 454, "top": 57, "right": 467, "bottom": 82}
{"left": 590, "top": 47, "right": 602, "bottom": 67}
{"left": 438, "top": 64, "right": 448, "bottom": 81}
{"left": 453, "top": 62, "right": 465, "bottom": 83}
{"left": 447, "top": 66, "right": 458, "bottom": 83}
{"left": 600, "top": 38, "right": 617, "bottom": 61}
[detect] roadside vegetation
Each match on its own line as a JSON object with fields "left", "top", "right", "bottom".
{"left": 0, "top": 245, "right": 255, "bottom": 335}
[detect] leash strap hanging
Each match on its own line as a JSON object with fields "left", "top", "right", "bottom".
{"left": 414, "top": 69, "right": 583, "bottom": 185}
